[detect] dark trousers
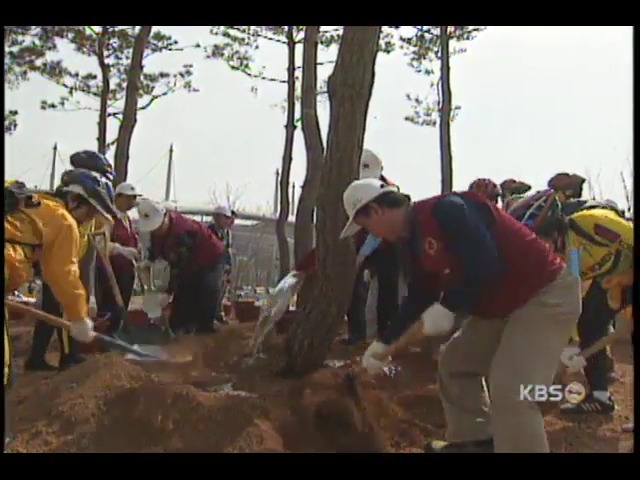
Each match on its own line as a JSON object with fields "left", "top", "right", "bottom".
{"left": 169, "top": 261, "right": 225, "bottom": 334}
{"left": 372, "top": 247, "right": 401, "bottom": 340}
{"left": 579, "top": 280, "right": 616, "bottom": 392}
{"left": 96, "top": 266, "right": 135, "bottom": 334}
{"left": 346, "top": 266, "right": 367, "bottom": 341}
{"left": 28, "top": 282, "right": 76, "bottom": 364}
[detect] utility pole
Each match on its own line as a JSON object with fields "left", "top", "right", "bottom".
{"left": 291, "top": 181, "right": 296, "bottom": 218}
{"left": 164, "top": 144, "right": 174, "bottom": 202}
{"left": 273, "top": 169, "right": 280, "bottom": 217}
{"left": 49, "top": 143, "right": 58, "bottom": 190}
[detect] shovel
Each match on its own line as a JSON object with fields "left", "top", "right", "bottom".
{"left": 5, "top": 299, "right": 164, "bottom": 360}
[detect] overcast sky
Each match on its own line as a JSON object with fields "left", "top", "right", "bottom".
{"left": 5, "top": 26, "right": 633, "bottom": 214}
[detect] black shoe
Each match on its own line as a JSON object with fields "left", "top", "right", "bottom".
{"left": 24, "top": 358, "right": 58, "bottom": 372}
{"left": 559, "top": 393, "right": 615, "bottom": 415}
{"left": 424, "top": 438, "right": 494, "bottom": 453}
{"left": 215, "top": 315, "right": 228, "bottom": 325}
{"left": 58, "top": 354, "right": 87, "bottom": 371}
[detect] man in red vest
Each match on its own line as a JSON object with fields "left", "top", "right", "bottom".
{"left": 96, "top": 182, "right": 140, "bottom": 333}
{"left": 136, "top": 198, "right": 225, "bottom": 334}
{"left": 340, "top": 178, "right": 581, "bottom": 453}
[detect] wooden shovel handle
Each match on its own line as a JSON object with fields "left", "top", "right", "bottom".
{"left": 5, "top": 299, "right": 71, "bottom": 330}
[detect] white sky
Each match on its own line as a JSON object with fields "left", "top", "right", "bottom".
{"left": 5, "top": 26, "right": 634, "bottom": 214}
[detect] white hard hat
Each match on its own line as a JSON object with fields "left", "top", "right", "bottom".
{"left": 212, "top": 205, "right": 233, "bottom": 217}
{"left": 115, "top": 182, "right": 140, "bottom": 197}
{"left": 136, "top": 197, "right": 166, "bottom": 233}
{"left": 360, "top": 149, "right": 383, "bottom": 179}
{"left": 339, "top": 178, "right": 398, "bottom": 239}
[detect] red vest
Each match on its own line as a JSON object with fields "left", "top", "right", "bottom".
{"left": 411, "top": 192, "right": 565, "bottom": 318}
{"left": 150, "top": 211, "right": 224, "bottom": 276}
{"left": 109, "top": 214, "right": 139, "bottom": 273}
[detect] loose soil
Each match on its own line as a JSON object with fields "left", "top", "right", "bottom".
{"left": 6, "top": 312, "right": 634, "bottom": 453}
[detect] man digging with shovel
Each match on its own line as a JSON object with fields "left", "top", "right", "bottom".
{"left": 509, "top": 182, "right": 633, "bottom": 415}
{"left": 340, "top": 178, "right": 582, "bottom": 453}
{"left": 96, "top": 182, "right": 141, "bottom": 334}
{"left": 136, "top": 198, "right": 226, "bottom": 335}
{"left": 4, "top": 175, "right": 111, "bottom": 447}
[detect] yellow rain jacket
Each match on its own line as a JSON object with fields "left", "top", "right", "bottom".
{"left": 5, "top": 192, "right": 88, "bottom": 320}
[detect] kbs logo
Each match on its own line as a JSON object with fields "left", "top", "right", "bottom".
{"left": 519, "top": 382, "right": 586, "bottom": 403}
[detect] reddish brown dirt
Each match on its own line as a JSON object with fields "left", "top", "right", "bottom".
{"left": 6, "top": 315, "right": 634, "bottom": 453}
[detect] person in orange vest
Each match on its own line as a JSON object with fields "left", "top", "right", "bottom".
{"left": 341, "top": 178, "right": 581, "bottom": 453}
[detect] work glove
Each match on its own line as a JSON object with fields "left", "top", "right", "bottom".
{"left": 560, "top": 346, "right": 587, "bottom": 372}
{"left": 361, "top": 341, "right": 391, "bottom": 375}
{"left": 112, "top": 244, "right": 139, "bottom": 262}
{"left": 421, "top": 303, "right": 455, "bottom": 336}
{"left": 69, "top": 317, "right": 96, "bottom": 343}
{"left": 142, "top": 292, "right": 171, "bottom": 319}
{"left": 88, "top": 296, "right": 98, "bottom": 318}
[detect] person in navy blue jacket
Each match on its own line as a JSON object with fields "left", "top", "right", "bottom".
{"left": 339, "top": 178, "right": 581, "bottom": 453}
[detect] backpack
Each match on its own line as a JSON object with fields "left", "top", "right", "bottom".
{"left": 4, "top": 181, "right": 43, "bottom": 249}
{"left": 563, "top": 199, "right": 627, "bottom": 248}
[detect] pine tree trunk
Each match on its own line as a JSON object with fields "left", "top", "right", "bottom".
{"left": 295, "top": 26, "right": 324, "bottom": 308}
{"left": 275, "top": 26, "right": 297, "bottom": 280}
{"left": 439, "top": 25, "right": 453, "bottom": 193}
{"left": 96, "top": 26, "right": 110, "bottom": 155}
{"left": 114, "top": 26, "right": 152, "bottom": 184}
{"left": 284, "top": 26, "right": 381, "bottom": 376}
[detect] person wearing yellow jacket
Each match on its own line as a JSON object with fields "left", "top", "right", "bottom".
{"left": 510, "top": 193, "right": 633, "bottom": 414}
{"left": 23, "top": 167, "right": 117, "bottom": 371}
{"left": 4, "top": 171, "right": 114, "bottom": 447}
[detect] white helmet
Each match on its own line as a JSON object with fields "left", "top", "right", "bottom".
{"left": 360, "top": 149, "right": 383, "bottom": 179}
{"left": 339, "top": 178, "right": 398, "bottom": 239}
{"left": 136, "top": 197, "right": 167, "bottom": 233}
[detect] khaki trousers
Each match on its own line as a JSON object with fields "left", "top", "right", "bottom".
{"left": 438, "top": 266, "right": 582, "bottom": 452}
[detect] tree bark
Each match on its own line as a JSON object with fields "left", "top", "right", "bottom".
{"left": 96, "top": 26, "right": 110, "bottom": 155}
{"left": 275, "top": 26, "right": 297, "bottom": 280}
{"left": 294, "top": 26, "right": 324, "bottom": 308}
{"left": 439, "top": 25, "right": 453, "bottom": 193}
{"left": 113, "top": 26, "right": 152, "bottom": 184}
{"left": 284, "top": 25, "right": 381, "bottom": 376}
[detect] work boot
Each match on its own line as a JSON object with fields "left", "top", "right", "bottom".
{"left": 58, "top": 354, "right": 87, "bottom": 371}
{"left": 424, "top": 438, "right": 494, "bottom": 453}
{"left": 559, "top": 393, "right": 615, "bottom": 415}
{"left": 24, "top": 358, "right": 58, "bottom": 372}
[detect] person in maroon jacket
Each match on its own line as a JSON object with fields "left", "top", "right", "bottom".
{"left": 136, "top": 198, "right": 225, "bottom": 335}
{"left": 340, "top": 178, "right": 581, "bottom": 453}
{"left": 96, "top": 182, "right": 141, "bottom": 333}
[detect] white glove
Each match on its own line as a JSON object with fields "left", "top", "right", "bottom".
{"left": 88, "top": 296, "right": 98, "bottom": 317}
{"left": 560, "top": 346, "right": 587, "bottom": 372}
{"left": 361, "top": 341, "right": 391, "bottom": 375}
{"left": 69, "top": 317, "right": 96, "bottom": 343}
{"left": 142, "top": 292, "right": 170, "bottom": 319}
{"left": 112, "top": 244, "right": 139, "bottom": 262}
{"left": 421, "top": 303, "right": 455, "bottom": 336}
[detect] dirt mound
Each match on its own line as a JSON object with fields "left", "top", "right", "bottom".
{"left": 6, "top": 322, "right": 634, "bottom": 453}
